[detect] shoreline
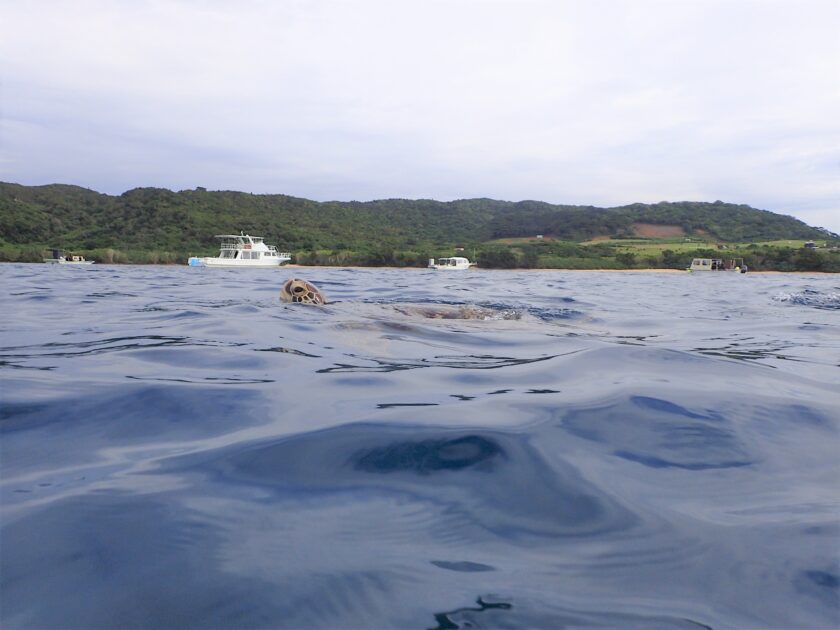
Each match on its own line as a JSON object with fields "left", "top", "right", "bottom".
{"left": 283, "top": 265, "right": 835, "bottom": 274}
{"left": 6, "top": 261, "right": 836, "bottom": 273}
{"left": 283, "top": 265, "right": 687, "bottom": 272}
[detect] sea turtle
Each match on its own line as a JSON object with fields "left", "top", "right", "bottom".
{"left": 280, "top": 278, "right": 523, "bottom": 320}
{"left": 280, "top": 278, "right": 327, "bottom": 305}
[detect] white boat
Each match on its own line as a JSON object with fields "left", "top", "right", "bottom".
{"left": 43, "top": 249, "right": 94, "bottom": 265}
{"left": 428, "top": 256, "right": 476, "bottom": 270}
{"left": 188, "top": 233, "right": 291, "bottom": 268}
{"left": 687, "top": 257, "right": 747, "bottom": 273}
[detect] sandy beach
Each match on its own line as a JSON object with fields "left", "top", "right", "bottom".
{"left": 283, "top": 265, "right": 835, "bottom": 274}
{"left": 283, "top": 265, "right": 688, "bottom": 272}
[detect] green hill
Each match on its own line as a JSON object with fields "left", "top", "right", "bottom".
{"left": 1, "top": 182, "right": 836, "bottom": 270}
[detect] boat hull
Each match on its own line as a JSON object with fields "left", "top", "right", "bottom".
{"left": 188, "top": 257, "right": 287, "bottom": 268}
{"left": 429, "top": 265, "right": 473, "bottom": 270}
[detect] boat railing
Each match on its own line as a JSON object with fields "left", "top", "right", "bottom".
{"left": 266, "top": 246, "right": 291, "bottom": 258}
{"left": 209, "top": 238, "right": 290, "bottom": 260}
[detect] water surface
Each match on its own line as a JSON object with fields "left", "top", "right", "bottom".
{"left": 2, "top": 265, "right": 839, "bottom": 628}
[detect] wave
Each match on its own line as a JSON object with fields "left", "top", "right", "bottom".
{"left": 773, "top": 289, "right": 840, "bottom": 310}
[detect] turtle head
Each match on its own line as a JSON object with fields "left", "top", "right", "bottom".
{"left": 280, "top": 278, "right": 327, "bottom": 305}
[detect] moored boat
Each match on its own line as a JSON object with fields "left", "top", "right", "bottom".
{"left": 188, "top": 233, "right": 290, "bottom": 268}
{"left": 428, "top": 256, "right": 476, "bottom": 270}
{"left": 687, "top": 258, "right": 747, "bottom": 273}
{"left": 43, "top": 249, "right": 94, "bottom": 265}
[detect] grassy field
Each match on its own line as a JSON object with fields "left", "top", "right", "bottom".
{"left": 488, "top": 236, "right": 560, "bottom": 245}
{"left": 580, "top": 237, "right": 818, "bottom": 256}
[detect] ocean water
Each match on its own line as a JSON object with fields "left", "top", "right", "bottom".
{"left": 1, "top": 263, "right": 838, "bottom": 629}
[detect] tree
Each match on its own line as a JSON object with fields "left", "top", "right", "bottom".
{"left": 615, "top": 252, "right": 637, "bottom": 267}
{"left": 477, "top": 249, "right": 518, "bottom": 268}
{"left": 661, "top": 249, "right": 682, "bottom": 267}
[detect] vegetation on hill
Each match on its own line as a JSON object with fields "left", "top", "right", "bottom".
{"left": 1, "top": 182, "right": 837, "bottom": 271}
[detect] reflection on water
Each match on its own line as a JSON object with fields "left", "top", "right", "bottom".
{"left": 431, "top": 596, "right": 513, "bottom": 630}
{"left": 160, "top": 422, "right": 633, "bottom": 540}
{"left": 1, "top": 264, "right": 839, "bottom": 629}
{"left": 354, "top": 435, "right": 505, "bottom": 474}
{"left": 561, "top": 394, "right": 754, "bottom": 470}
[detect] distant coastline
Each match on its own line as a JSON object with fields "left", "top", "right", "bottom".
{"left": 2, "top": 182, "right": 838, "bottom": 272}
{"left": 8, "top": 260, "right": 837, "bottom": 274}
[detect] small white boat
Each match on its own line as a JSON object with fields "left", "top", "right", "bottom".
{"left": 687, "top": 258, "right": 747, "bottom": 273}
{"left": 188, "top": 233, "right": 291, "bottom": 268}
{"left": 43, "top": 249, "right": 94, "bottom": 265}
{"left": 428, "top": 256, "right": 476, "bottom": 270}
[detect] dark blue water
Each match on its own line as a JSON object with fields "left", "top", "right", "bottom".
{"left": 2, "top": 264, "right": 839, "bottom": 629}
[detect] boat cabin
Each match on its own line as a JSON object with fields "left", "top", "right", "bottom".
{"left": 428, "top": 256, "right": 475, "bottom": 270}
{"left": 216, "top": 235, "right": 281, "bottom": 260}
{"left": 688, "top": 258, "right": 747, "bottom": 273}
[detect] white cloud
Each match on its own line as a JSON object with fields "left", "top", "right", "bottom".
{"left": 1, "top": 0, "right": 838, "bottom": 231}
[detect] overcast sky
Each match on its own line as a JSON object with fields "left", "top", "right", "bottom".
{"left": 2, "top": 0, "right": 838, "bottom": 232}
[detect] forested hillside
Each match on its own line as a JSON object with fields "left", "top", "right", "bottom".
{"left": 1, "top": 182, "right": 836, "bottom": 270}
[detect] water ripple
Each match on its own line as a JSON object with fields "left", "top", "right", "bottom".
{"left": 773, "top": 289, "right": 840, "bottom": 310}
